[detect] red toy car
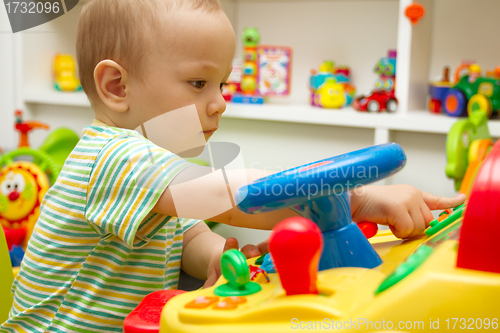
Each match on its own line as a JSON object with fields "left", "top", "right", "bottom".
{"left": 353, "top": 89, "right": 398, "bottom": 113}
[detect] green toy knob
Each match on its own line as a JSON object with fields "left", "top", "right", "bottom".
{"left": 214, "top": 249, "right": 261, "bottom": 297}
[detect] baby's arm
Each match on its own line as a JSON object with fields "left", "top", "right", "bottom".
{"left": 181, "top": 222, "right": 268, "bottom": 287}
{"left": 153, "top": 167, "right": 299, "bottom": 230}
{"left": 350, "top": 185, "right": 466, "bottom": 238}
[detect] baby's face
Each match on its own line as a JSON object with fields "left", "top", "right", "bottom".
{"left": 129, "top": 8, "right": 235, "bottom": 145}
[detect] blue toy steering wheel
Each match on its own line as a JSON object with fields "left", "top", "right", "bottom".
{"left": 236, "top": 143, "right": 406, "bottom": 270}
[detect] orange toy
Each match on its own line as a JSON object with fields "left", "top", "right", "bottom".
{"left": 14, "top": 110, "right": 49, "bottom": 148}
{"left": 459, "top": 138, "right": 493, "bottom": 196}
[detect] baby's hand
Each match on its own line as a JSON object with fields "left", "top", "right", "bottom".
{"left": 204, "top": 237, "right": 268, "bottom": 288}
{"left": 351, "top": 185, "right": 466, "bottom": 239}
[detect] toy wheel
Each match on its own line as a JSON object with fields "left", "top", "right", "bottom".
{"left": 386, "top": 99, "right": 398, "bottom": 113}
{"left": 367, "top": 100, "right": 380, "bottom": 113}
{"left": 467, "top": 93, "right": 492, "bottom": 118}
{"left": 444, "top": 89, "right": 467, "bottom": 117}
{"left": 429, "top": 98, "right": 442, "bottom": 113}
{"left": 0, "top": 148, "right": 59, "bottom": 185}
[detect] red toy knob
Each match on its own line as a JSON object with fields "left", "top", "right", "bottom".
{"left": 357, "top": 221, "right": 379, "bottom": 239}
{"left": 269, "top": 217, "right": 323, "bottom": 296}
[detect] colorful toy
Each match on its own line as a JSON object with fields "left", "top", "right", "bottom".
{"left": 123, "top": 290, "right": 186, "bottom": 333}
{"left": 54, "top": 54, "right": 82, "bottom": 92}
{"left": 309, "top": 61, "right": 356, "bottom": 108}
{"left": 457, "top": 139, "right": 500, "bottom": 274}
{"left": 256, "top": 45, "right": 292, "bottom": 97}
{"left": 159, "top": 170, "right": 499, "bottom": 333}
{"left": 14, "top": 109, "right": 49, "bottom": 148}
{"left": 123, "top": 141, "right": 500, "bottom": 332}
{"left": 405, "top": 3, "right": 425, "bottom": 25}
{"left": 0, "top": 111, "right": 79, "bottom": 267}
{"left": 445, "top": 107, "right": 494, "bottom": 193}
{"left": 428, "top": 66, "right": 452, "bottom": 113}
{"left": 430, "top": 61, "right": 500, "bottom": 117}
{"left": 0, "top": 226, "right": 14, "bottom": 323}
{"left": 232, "top": 28, "right": 264, "bottom": 105}
{"left": 353, "top": 50, "right": 398, "bottom": 113}
{"left": 222, "top": 59, "right": 242, "bottom": 101}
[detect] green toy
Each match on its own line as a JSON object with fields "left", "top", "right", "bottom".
{"left": 0, "top": 226, "right": 14, "bottom": 323}
{"left": 242, "top": 27, "right": 260, "bottom": 48}
{"left": 445, "top": 110, "right": 490, "bottom": 191}
{"left": 444, "top": 73, "right": 500, "bottom": 118}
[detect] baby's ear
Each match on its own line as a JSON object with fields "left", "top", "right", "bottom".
{"left": 94, "top": 60, "right": 130, "bottom": 113}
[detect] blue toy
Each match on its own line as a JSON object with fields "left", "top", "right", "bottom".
{"left": 236, "top": 143, "right": 406, "bottom": 270}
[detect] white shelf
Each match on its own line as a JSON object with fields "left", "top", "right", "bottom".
{"left": 21, "top": 90, "right": 500, "bottom": 137}
{"left": 224, "top": 103, "right": 500, "bottom": 137}
{"left": 23, "top": 90, "right": 91, "bottom": 107}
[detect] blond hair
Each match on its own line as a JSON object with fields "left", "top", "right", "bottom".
{"left": 76, "top": 0, "right": 222, "bottom": 106}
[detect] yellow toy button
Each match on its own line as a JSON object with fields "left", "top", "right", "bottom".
{"left": 184, "top": 296, "right": 219, "bottom": 309}
{"left": 213, "top": 300, "right": 238, "bottom": 310}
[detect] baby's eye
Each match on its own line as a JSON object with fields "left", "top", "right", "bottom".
{"left": 190, "top": 81, "right": 206, "bottom": 89}
{"left": 220, "top": 83, "right": 226, "bottom": 93}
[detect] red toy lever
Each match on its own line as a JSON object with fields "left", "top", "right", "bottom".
{"left": 269, "top": 217, "right": 323, "bottom": 296}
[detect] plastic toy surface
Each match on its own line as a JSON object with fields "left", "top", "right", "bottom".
{"left": 160, "top": 197, "right": 499, "bottom": 332}
{"left": 14, "top": 109, "right": 49, "bottom": 148}
{"left": 353, "top": 50, "right": 398, "bottom": 113}
{"left": 124, "top": 290, "right": 186, "bottom": 333}
{"left": 54, "top": 54, "right": 82, "bottom": 92}
{"left": 457, "top": 139, "right": 500, "bottom": 273}
{"left": 0, "top": 111, "right": 79, "bottom": 266}
{"left": 445, "top": 108, "right": 493, "bottom": 193}
{"left": 405, "top": 3, "right": 425, "bottom": 24}
{"left": 431, "top": 62, "right": 500, "bottom": 117}
{"left": 232, "top": 28, "right": 264, "bottom": 104}
{"left": 309, "top": 61, "right": 356, "bottom": 108}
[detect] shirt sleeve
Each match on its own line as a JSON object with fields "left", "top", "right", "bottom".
{"left": 85, "top": 133, "right": 194, "bottom": 248}
{"left": 179, "top": 218, "right": 203, "bottom": 233}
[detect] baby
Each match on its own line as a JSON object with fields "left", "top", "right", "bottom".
{"left": 0, "top": 0, "right": 465, "bottom": 332}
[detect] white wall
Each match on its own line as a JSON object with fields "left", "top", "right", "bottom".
{"left": 429, "top": 0, "right": 500, "bottom": 81}
{"left": 0, "top": 6, "right": 16, "bottom": 150}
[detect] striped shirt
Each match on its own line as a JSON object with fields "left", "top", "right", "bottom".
{"left": 0, "top": 120, "right": 200, "bottom": 333}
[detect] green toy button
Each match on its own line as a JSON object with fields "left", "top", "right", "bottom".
{"left": 375, "top": 245, "right": 433, "bottom": 295}
{"left": 425, "top": 205, "right": 466, "bottom": 237}
{"left": 214, "top": 249, "right": 261, "bottom": 297}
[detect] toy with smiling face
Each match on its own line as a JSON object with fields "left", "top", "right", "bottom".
{"left": 0, "top": 162, "right": 49, "bottom": 250}
{"left": 54, "top": 54, "right": 82, "bottom": 92}
{"left": 315, "top": 77, "right": 346, "bottom": 108}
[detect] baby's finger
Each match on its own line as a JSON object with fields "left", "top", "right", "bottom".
{"left": 240, "top": 244, "right": 261, "bottom": 259}
{"left": 406, "top": 208, "right": 427, "bottom": 238}
{"left": 420, "top": 204, "right": 434, "bottom": 227}
{"left": 203, "top": 275, "right": 219, "bottom": 288}
{"left": 422, "top": 191, "right": 466, "bottom": 210}
{"left": 256, "top": 239, "right": 269, "bottom": 254}
{"left": 223, "top": 237, "right": 239, "bottom": 252}
{"left": 389, "top": 211, "right": 414, "bottom": 239}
